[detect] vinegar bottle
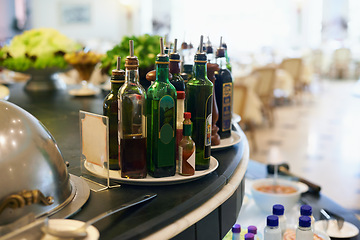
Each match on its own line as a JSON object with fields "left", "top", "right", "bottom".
{"left": 118, "top": 40, "right": 147, "bottom": 178}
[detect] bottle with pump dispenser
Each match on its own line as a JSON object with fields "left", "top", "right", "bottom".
{"left": 264, "top": 215, "right": 281, "bottom": 240}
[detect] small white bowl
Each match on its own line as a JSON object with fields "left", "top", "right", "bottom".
{"left": 250, "top": 178, "right": 301, "bottom": 213}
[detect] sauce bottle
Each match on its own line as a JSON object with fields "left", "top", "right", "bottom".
{"left": 178, "top": 112, "right": 195, "bottom": 176}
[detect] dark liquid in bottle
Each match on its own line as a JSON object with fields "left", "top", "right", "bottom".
{"left": 120, "top": 136, "right": 147, "bottom": 178}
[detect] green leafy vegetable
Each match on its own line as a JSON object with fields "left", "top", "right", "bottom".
{"left": 0, "top": 28, "right": 81, "bottom": 71}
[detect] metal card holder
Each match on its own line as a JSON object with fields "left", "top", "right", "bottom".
{"left": 79, "top": 111, "right": 120, "bottom": 192}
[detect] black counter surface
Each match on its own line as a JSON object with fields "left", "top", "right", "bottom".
{"left": 6, "top": 83, "right": 247, "bottom": 239}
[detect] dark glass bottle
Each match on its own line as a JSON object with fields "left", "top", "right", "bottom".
{"left": 118, "top": 40, "right": 147, "bottom": 179}
{"left": 103, "top": 57, "right": 125, "bottom": 170}
{"left": 182, "top": 64, "right": 193, "bottom": 83}
{"left": 146, "top": 37, "right": 177, "bottom": 177}
{"left": 215, "top": 38, "right": 233, "bottom": 139}
{"left": 185, "top": 36, "right": 213, "bottom": 170}
{"left": 169, "top": 39, "right": 185, "bottom": 91}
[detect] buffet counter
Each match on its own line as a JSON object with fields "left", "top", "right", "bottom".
{"left": 6, "top": 83, "right": 249, "bottom": 240}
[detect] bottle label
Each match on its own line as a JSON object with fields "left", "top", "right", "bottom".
{"left": 204, "top": 93, "right": 213, "bottom": 160}
{"left": 157, "top": 95, "right": 175, "bottom": 167}
{"left": 187, "top": 150, "right": 196, "bottom": 170}
{"left": 222, "top": 82, "right": 232, "bottom": 131}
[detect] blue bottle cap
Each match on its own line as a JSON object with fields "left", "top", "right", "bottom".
{"left": 248, "top": 225, "right": 257, "bottom": 234}
{"left": 299, "top": 216, "right": 311, "bottom": 227}
{"left": 245, "top": 233, "right": 255, "bottom": 240}
{"left": 267, "top": 215, "right": 279, "bottom": 227}
{"left": 232, "top": 224, "right": 241, "bottom": 233}
{"left": 273, "top": 204, "right": 285, "bottom": 215}
{"left": 300, "top": 205, "right": 312, "bottom": 216}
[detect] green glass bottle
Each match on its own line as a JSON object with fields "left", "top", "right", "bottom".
{"left": 118, "top": 40, "right": 147, "bottom": 179}
{"left": 185, "top": 35, "right": 213, "bottom": 170}
{"left": 215, "top": 37, "right": 233, "bottom": 139}
{"left": 146, "top": 37, "right": 177, "bottom": 177}
{"left": 103, "top": 57, "right": 125, "bottom": 170}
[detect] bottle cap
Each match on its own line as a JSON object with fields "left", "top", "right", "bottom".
{"left": 300, "top": 205, "right": 312, "bottom": 216}
{"left": 273, "top": 204, "right": 285, "bottom": 216}
{"left": 177, "top": 91, "right": 185, "bottom": 99}
{"left": 184, "top": 112, "right": 191, "bottom": 119}
{"left": 244, "top": 233, "right": 255, "bottom": 240}
{"left": 299, "top": 216, "right": 311, "bottom": 227}
{"left": 216, "top": 36, "right": 225, "bottom": 58}
{"left": 267, "top": 215, "right": 279, "bottom": 227}
{"left": 247, "top": 225, "right": 257, "bottom": 234}
{"left": 232, "top": 224, "right": 241, "bottom": 233}
{"left": 194, "top": 35, "right": 207, "bottom": 63}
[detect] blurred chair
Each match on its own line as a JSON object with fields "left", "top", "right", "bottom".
{"left": 280, "top": 58, "right": 303, "bottom": 96}
{"left": 233, "top": 83, "right": 257, "bottom": 152}
{"left": 330, "top": 48, "right": 351, "bottom": 79}
{"left": 253, "top": 67, "right": 276, "bottom": 127}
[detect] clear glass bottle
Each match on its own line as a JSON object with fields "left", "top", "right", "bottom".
{"left": 264, "top": 215, "right": 281, "bottom": 240}
{"left": 176, "top": 91, "right": 185, "bottom": 161}
{"left": 103, "top": 56, "right": 125, "bottom": 170}
{"left": 296, "top": 216, "right": 313, "bottom": 240}
{"left": 272, "top": 204, "right": 287, "bottom": 236}
{"left": 146, "top": 37, "right": 177, "bottom": 177}
{"left": 118, "top": 40, "right": 147, "bottom": 179}
{"left": 185, "top": 35, "right": 213, "bottom": 170}
{"left": 178, "top": 112, "right": 195, "bottom": 176}
{"left": 215, "top": 37, "right": 232, "bottom": 139}
{"left": 232, "top": 224, "right": 241, "bottom": 240}
{"left": 169, "top": 39, "right": 185, "bottom": 91}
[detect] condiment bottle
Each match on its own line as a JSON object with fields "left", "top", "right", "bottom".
{"left": 169, "top": 39, "right": 185, "bottom": 91}
{"left": 185, "top": 35, "right": 213, "bottom": 170}
{"left": 103, "top": 56, "right": 125, "bottom": 170}
{"left": 232, "top": 224, "right": 241, "bottom": 240}
{"left": 272, "top": 204, "right": 287, "bottom": 236}
{"left": 245, "top": 233, "right": 255, "bottom": 240}
{"left": 296, "top": 216, "right": 313, "bottom": 240}
{"left": 215, "top": 36, "right": 233, "bottom": 139}
{"left": 300, "top": 205, "right": 315, "bottom": 230}
{"left": 264, "top": 215, "right": 281, "bottom": 240}
{"left": 248, "top": 225, "right": 262, "bottom": 240}
{"left": 176, "top": 91, "right": 185, "bottom": 160}
{"left": 178, "top": 112, "right": 195, "bottom": 176}
{"left": 182, "top": 64, "right": 193, "bottom": 83}
{"left": 146, "top": 37, "right": 177, "bottom": 177}
{"left": 118, "top": 40, "right": 147, "bottom": 178}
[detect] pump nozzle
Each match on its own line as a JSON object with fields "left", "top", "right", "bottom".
{"left": 199, "top": 35, "right": 204, "bottom": 53}
{"left": 116, "top": 56, "right": 121, "bottom": 70}
{"left": 160, "top": 37, "right": 164, "bottom": 55}
{"left": 173, "top": 39, "right": 177, "bottom": 53}
{"left": 129, "top": 40, "right": 134, "bottom": 57}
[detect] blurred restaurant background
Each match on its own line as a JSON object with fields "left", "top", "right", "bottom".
{"left": 1, "top": 0, "right": 360, "bottom": 218}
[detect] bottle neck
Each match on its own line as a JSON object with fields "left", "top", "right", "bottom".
{"left": 125, "top": 68, "right": 139, "bottom": 84}
{"left": 216, "top": 56, "right": 227, "bottom": 69}
{"left": 110, "top": 81, "right": 123, "bottom": 92}
{"left": 156, "top": 63, "right": 170, "bottom": 83}
{"left": 194, "top": 62, "right": 207, "bottom": 80}
{"left": 169, "top": 60, "right": 180, "bottom": 74}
